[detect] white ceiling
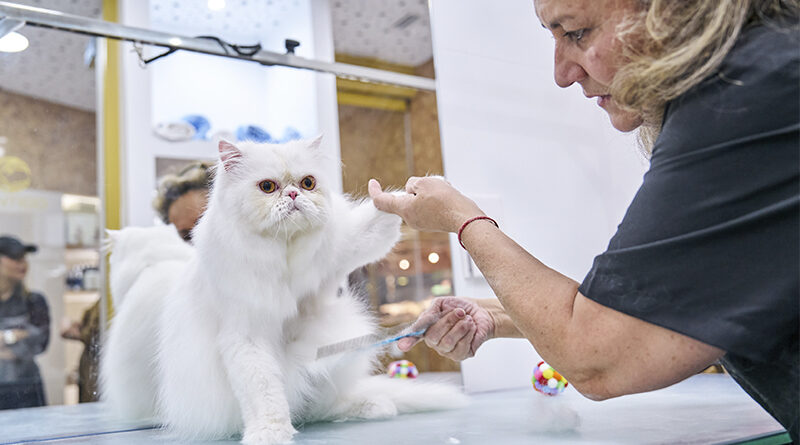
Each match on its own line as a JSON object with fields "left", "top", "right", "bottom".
{"left": 330, "top": 0, "right": 432, "bottom": 65}
{"left": 0, "top": 0, "right": 434, "bottom": 112}
{"left": 0, "top": 0, "right": 101, "bottom": 111}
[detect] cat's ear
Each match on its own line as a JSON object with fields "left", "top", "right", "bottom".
{"left": 308, "top": 134, "right": 323, "bottom": 150}
{"left": 219, "top": 140, "right": 243, "bottom": 172}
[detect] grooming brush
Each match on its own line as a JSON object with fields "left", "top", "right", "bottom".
{"left": 315, "top": 326, "right": 427, "bottom": 359}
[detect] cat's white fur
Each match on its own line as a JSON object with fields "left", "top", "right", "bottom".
{"left": 101, "top": 138, "right": 467, "bottom": 444}
{"left": 101, "top": 224, "right": 193, "bottom": 419}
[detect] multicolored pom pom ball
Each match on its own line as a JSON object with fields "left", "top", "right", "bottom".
{"left": 388, "top": 360, "right": 419, "bottom": 379}
{"left": 532, "top": 361, "right": 568, "bottom": 396}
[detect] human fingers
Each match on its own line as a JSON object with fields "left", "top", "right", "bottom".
{"left": 397, "top": 336, "right": 421, "bottom": 351}
{"left": 469, "top": 332, "right": 487, "bottom": 357}
{"left": 369, "top": 179, "right": 401, "bottom": 214}
{"left": 443, "top": 322, "right": 477, "bottom": 361}
{"left": 404, "top": 176, "right": 422, "bottom": 195}
{"left": 437, "top": 315, "right": 476, "bottom": 353}
{"left": 423, "top": 307, "right": 467, "bottom": 347}
{"left": 397, "top": 299, "right": 448, "bottom": 351}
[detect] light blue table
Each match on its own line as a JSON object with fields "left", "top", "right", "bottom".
{"left": 0, "top": 374, "right": 788, "bottom": 444}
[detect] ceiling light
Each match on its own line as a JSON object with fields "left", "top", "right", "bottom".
{"left": 398, "top": 259, "right": 410, "bottom": 270}
{"left": 207, "top": 0, "right": 226, "bottom": 11}
{"left": 0, "top": 32, "right": 28, "bottom": 53}
{"left": 427, "top": 252, "right": 440, "bottom": 264}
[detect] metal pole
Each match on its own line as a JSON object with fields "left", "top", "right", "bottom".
{"left": 0, "top": 1, "right": 436, "bottom": 91}
{"left": 0, "top": 16, "right": 24, "bottom": 39}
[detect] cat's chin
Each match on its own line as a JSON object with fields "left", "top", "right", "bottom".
{"left": 261, "top": 215, "right": 321, "bottom": 239}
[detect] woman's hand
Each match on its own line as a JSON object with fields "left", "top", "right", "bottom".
{"left": 398, "top": 297, "right": 496, "bottom": 361}
{"left": 368, "top": 177, "right": 484, "bottom": 233}
{"left": 60, "top": 321, "right": 82, "bottom": 341}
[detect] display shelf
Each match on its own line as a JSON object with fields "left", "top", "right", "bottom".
{"left": 64, "top": 290, "right": 100, "bottom": 305}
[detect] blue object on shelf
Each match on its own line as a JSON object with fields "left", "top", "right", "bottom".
{"left": 182, "top": 115, "right": 211, "bottom": 140}
{"left": 278, "top": 127, "right": 302, "bottom": 143}
{"left": 236, "top": 125, "right": 273, "bottom": 143}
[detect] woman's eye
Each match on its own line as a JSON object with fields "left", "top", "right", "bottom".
{"left": 565, "top": 28, "right": 587, "bottom": 43}
{"left": 259, "top": 180, "right": 278, "bottom": 193}
{"left": 300, "top": 176, "right": 316, "bottom": 191}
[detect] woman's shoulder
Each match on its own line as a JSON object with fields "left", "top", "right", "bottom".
{"left": 21, "top": 290, "right": 48, "bottom": 305}
{"left": 722, "top": 24, "right": 799, "bottom": 79}
{"left": 655, "top": 24, "right": 799, "bottom": 158}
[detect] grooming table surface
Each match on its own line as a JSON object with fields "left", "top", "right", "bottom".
{"left": 0, "top": 374, "right": 786, "bottom": 444}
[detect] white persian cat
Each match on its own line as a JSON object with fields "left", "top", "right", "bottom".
{"left": 101, "top": 137, "right": 467, "bottom": 444}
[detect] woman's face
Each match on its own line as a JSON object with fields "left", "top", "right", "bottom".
{"left": 535, "top": 0, "right": 643, "bottom": 132}
{"left": 168, "top": 188, "right": 209, "bottom": 243}
{"left": 0, "top": 255, "right": 27, "bottom": 284}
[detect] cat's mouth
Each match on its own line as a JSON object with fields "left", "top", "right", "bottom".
{"left": 284, "top": 202, "right": 302, "bottom": 216}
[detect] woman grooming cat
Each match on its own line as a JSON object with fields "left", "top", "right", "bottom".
{"left": 369, "top": 0, "right": 798, "bottom": 441}
{"left": 101, "top": 137, "right": 465, "bottom": 444}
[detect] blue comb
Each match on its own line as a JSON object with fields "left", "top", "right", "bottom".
{"left": 316, "top": 327, "right": 427, "bottom": 359}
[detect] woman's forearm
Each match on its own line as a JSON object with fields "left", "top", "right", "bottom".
{"left": 459, "top": 220, "right": 589, "bottom": 379}
{"left": 474, "top": 298, "right": 524, "bottom": 338}
{"left": 458, "top": 220, "right": 723, "bottom": 399}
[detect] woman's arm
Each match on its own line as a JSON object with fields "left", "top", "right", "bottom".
{"left": 461, "top": 218, "right": 723, "bottom": 399}
{"left": 8, "top": 292, "right": 50, "bottom": 359}
{"left": 372, "top": 177, "right": 724, "bottom": 400}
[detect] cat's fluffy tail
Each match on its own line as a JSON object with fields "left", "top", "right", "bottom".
{"left": 344, "top": 374, "right": 469, "bottom": 419}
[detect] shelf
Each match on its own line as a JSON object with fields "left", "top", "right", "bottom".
{"left": 64, "top": 290, "right": 100, "bottom": 305}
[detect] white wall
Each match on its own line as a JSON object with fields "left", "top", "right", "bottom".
{"left": 429, "top": 0, "right": 648, "bottom": 393}
{"left": 118, "top": 0, "right": 340, "bottom": 227}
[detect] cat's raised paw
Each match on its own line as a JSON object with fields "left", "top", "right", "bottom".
{"left": 242, "top": 422, "right": 297, "bottom": 445}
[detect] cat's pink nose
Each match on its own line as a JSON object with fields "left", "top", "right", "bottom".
{"left": 288, "top": 191, "right": 298, "bottom": 200}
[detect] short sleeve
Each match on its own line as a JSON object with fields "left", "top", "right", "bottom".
{"left": 579, "top": 26, "right": 800, "bottom": 363}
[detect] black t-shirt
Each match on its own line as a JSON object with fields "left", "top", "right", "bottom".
{"left": 579, "top": 24, "right": 799, "bottom": 441}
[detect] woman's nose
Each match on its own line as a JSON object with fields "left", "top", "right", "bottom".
{"left": 554, "top": 45, "right": 587, "bottom": 88}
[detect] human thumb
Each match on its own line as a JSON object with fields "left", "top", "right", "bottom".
{"left": 398, "top": 336, "right": 421, "bottom": 351}
{"left": 368, "top": 179, "right": 395, "bottom": 213}
{"left": 368, "top": 179, "right": 383, "bottom": 199}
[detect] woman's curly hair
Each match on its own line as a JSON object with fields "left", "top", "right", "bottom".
{"left": 152, "top": 162, "right": 214, "bottom": 224}
{"left": 611, "top": 0, "right": 799, "bottom": 153}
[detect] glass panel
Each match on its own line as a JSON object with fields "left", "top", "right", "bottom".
{"left": 0, "top": 0, "right": 453, "bottom": 440}
{"left": 0, "top": 0, "right": 102, "bottom": 413}
{"left": 332, "top": 1, "right": 458, "bottom": 373}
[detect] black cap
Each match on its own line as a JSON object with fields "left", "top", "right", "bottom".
{"left": 0, "top": 236, "right": 38, "bottom": 260}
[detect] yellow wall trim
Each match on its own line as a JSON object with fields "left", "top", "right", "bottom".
{"left": 335, "top": 53, "right": 416, "bottom": 75}
{"left": 335, "top": 53, "right": 425, "bottom": 111}
{"left": 102, "top": 0, "right": 121, "bottom": 322}
{"left": 336, "top": 78, "right": 417, "bottom": 99}
{"left": 337, "top": 92, "right": 407, "bottom": 112}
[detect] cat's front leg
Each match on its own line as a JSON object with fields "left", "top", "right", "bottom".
{"left": 337, "top": 198, "right": 403, "bottom": 271}
{"left": 218, "top": 332, "right": 296, "bottom": 445}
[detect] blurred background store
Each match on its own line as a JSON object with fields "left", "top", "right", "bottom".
{"left": 0, "top": 0, "right": 644, "bottom": 408}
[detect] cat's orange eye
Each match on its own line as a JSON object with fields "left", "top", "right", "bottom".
{"left": 259, "top": 180, "right": 278, "bottom": 194}
{"left": 300, "top": 176, "right": 316, "bottom": 191}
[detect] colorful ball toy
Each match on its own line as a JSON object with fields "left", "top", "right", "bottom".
{"left": 388, "top": 360, "right": 419, "bottom": 379}
{"left": 532, "top": 361, "right": 568, "bottom": 396}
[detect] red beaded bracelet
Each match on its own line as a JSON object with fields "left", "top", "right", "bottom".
{"left": 457, "top": 216, "right": 499, "bottom": 249}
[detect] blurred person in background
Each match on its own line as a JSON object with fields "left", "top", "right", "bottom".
{"left": 152, "top": 161, "right": 213, "bottom": 243}
{"left": 0, "top": 235, "right": 50, "bottom": 409}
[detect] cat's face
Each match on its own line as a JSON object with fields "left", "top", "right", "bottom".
{"left": 214, "top": 138, "right": 332, "bottom": 238}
